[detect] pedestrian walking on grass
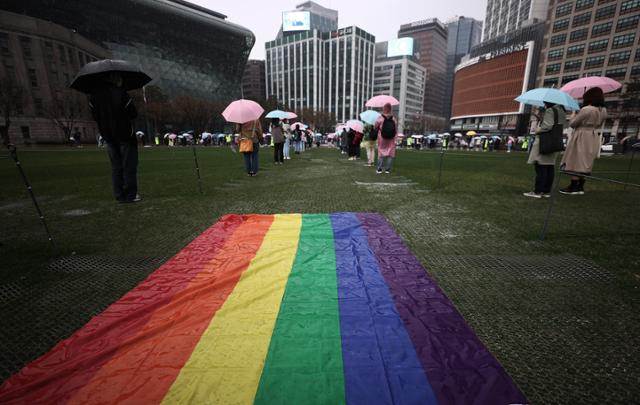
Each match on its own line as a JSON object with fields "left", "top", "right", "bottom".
{"left": 523, "top": 102, "right": 567, "bottom": 199}
{"left": 374, "top": 103, "right": 398, "bottom": 174}
{"left": 89, "top": 72, "right": 140, "bottom": 203}
{"left": 362, "top": 124, "right": 377, "bottom": 166}
{"left": 559, "top": 87, "right": 607, "bottom": 195}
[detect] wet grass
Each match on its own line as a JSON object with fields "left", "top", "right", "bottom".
{"left": 1, "top": 145, "right": 639, "bottom": 403}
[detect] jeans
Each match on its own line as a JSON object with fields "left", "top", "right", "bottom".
{"left": 274, "top": 142, "right": 284, "bottom": 163}
{"left": 534, "top": 162, "right": 554, "bottom": 193}
{"left": 243, "top": 142, "right": 260, "bottom": 173}
{"left": 377, "top": 156, "right": 393, "bottom": 172}
{"left": 107, "top": 140, "right": 138, "bottom": 201}
{"left": 284, "top": 138, "right": 290, "bottom": 158}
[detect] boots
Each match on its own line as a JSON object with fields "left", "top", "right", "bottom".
{"left": 559, "top": 179, "right": 583, "bottom": 195}
{"left": 578, "top": 178, "right": 586, "bottom": 194}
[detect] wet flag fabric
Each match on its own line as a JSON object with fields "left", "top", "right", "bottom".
{"left": 0, "top": 213, "right": 527, "bottom": 404}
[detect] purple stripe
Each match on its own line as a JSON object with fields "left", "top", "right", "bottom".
{"left": 356, "top": 213, "right": 527, "bottom": 405}
{"left": 331, "top": 213, "right": 437, "bottom": 405}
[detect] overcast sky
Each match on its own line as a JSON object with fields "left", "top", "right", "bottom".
{"left": 190, "top": 0, "right": 487, "bottom": 60}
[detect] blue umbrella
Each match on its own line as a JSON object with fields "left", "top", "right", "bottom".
{"left": 359, "top": 110, "right": 381, "bottom": 125}
{"left": 515, "top": 88, "right": 580, "bottom": 111}
{"left": 265, "top": 110, "right": 289, "bottom": 119}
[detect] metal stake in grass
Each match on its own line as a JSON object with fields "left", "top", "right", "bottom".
{"left": 192, "top": 145, "right": 203, "bottom": 194}
{"left": 436, "top": 146, "right": 445, "bottom": 188}
{"left": 6, "top": 144, "right": 54, "bottom": 245}
{"left": 623, "top": 143, "right": 638, "bottom": 191}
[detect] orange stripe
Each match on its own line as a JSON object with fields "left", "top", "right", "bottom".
{"left": 67, "top": 214, "right": 274, "bottom": 405}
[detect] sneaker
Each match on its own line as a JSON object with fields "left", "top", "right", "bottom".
{"left": 541, "top": 193, "right": 551, "bottom": 198}
{"left": 559, "top": 188, "right": 582, "bottom": 195}
{"left": 385, "top": 170, "right": 390, "bottom": 174}
{"left": 119, "top": 194, "right": 142, "bottom": 203}
{"left": 523, "top": 191, "right": 542, "bottom": 199}
{"left": 376, "top": 169, "right": 383, "bottom": 174}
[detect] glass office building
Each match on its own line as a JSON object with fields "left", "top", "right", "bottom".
{"left": 1, "top": 0, "right": 255, "bottom": 102}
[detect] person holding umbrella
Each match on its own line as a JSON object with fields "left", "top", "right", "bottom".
{"left": 270, "top": 118, "right": 285, "bottom": 165}
{"left": 523, "top": 102, "right": 568, "bottom": 198}
{"left": 559, "top": 87, "right": 607, "bottom": 195}
{"left": 88, "top": 73, "right": 140, "bottom": 202}
{"left": 374, "top": 103, "right": 398, "bottom": 174}
{"left": 70, "top": 59, "right": 151, "bottom": 203}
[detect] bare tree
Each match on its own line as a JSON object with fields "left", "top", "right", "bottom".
{"left": 43, "top": 90, "right": 89, "bottom": 142}
{"left": 618, "top": 78, "right": 640, "bottom": 141}
{"left": 0, "top": 77, "right": 27, "bottom": 145}
{"left": 171, "top": 96, "right": 216, "bottom": 136}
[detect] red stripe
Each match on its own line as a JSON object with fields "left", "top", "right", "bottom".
{"left": 0, "top": 215, "right": 246, "bottom": 404}
{"left": 66, "top": 214, "right": 274, "bottom": 404}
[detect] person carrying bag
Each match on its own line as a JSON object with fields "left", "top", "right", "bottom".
{"left": 523, "top": 103, "right": 567, "bottom": 198}
{"left": 239, "top": 119, "right": 262, "bottom": 176}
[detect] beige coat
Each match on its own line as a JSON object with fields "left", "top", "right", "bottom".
{"left": 239, "top": 120, "right": 263, "bottom": 143}
{"left": 561, "top": 106, "right": 607, "bottom": 173}
{"left": 528, "top": 105, "right": 568, "bottom": 166}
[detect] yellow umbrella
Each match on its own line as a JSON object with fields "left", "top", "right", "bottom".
{"left": 466, "top": 130, "right": 477, "bottom": 136}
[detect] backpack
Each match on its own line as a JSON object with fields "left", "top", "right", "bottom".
{"left": 380, "top": 115, "right": 396, "bottom": 139}
{"left": 368, "top": 126, "right": 378, "bottom": 141}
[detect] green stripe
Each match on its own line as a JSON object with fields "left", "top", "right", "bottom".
{"left": 254, "top": 214, "right": 346, "bottom": 405}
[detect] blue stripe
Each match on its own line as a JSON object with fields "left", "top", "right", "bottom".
{"left": 331, "top": 213, "right": 438, "bottom": 405}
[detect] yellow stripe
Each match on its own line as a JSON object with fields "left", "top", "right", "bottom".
{"left": 161, "top": 214, "right": 302, "bottom": 405}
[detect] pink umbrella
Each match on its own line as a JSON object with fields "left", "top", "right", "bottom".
{"left": 365, "top": 95, "right": 400, "bottom": 107}
{"left": 291, "top": 122, "right": 307, "bottom": 130}
{"left": 560, "top": 76, "right": 621, "bottom": 98}
{"left": 286, "top": 111, "right": 298, "bottom": 119}
{"left": 222, "top": 99, "right": 264, "bottom": 124}
{"left": 345, "top": 119, "right": 364, "bottom": 133}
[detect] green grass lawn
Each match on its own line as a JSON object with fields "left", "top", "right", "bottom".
{"left": 1, "top": 145, "right": 639, "bottom": 403}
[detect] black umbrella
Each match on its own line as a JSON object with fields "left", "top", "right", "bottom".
{"left": 69, "top": 59, "right": 152, "bottom": 93}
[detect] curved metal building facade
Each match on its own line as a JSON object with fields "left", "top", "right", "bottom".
{"left": 2, "top": 0, "right": 255, "bottom": 102}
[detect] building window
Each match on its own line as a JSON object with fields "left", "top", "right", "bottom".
{"left": 27, "top": 68, "right": 38, "bottom": 87}
{"left": 584, "top": 70, "right": 603, "bottom": 77}
{"left": 572, "top": 12, "right": 593, "bottom": 27}
{"left": 553, "top": 18, "right": 570, "bottom": 32}
{"left": 546, "top": 63, "right": 561, "bottom": 74}
{"left": 564, "top": 59, "right": 583, "bottom": 72}
{"left": 556, "top": 3, "right": 573, "bottom": 17}
{"left": 548, "top": 48, "right": 564, "bottom": 61}
{"left": 543, "top": 77, "right": 559, "bottom": 88}
{"left": 562, "top": 75, "right": 580, "bottom": 85}
{"left": 595, "top": 4, "right": 617, "bottom": 20}
{"left": 44, "top": 41, "right": 54, "bottom": 60}
{"left": 592, "top": 21, "right": 613, "bottom": 37}
{"left": 19, "top": 36, "right": 32, "bottom": 59}
{"left": 620, "top": 0, "right": 640, "bottom": 14}
{"left": 631, "top": 65, "right": 640, "bottom": 77}
{"left": 58, "top": 45, "right": 66, "bottom": 63}
{"left": 0, "top": 32, "right": 9, "bottom": 55}
{"left": 585, "top": 55, "right": 606, "bottom": 68}
{"left": 605, "top": 67, "right": 627, "bottom": 78}
{"left": 20, "top": 126, "right": 31, "bottom": 142}
{"left": 608, "top": 50, "right": 631, "bottom": 65}
{"left": 34, "top": 98, "right": 44, "bottom": 115}
{"left": 616, "top": 15, "right": 640, "bottom": 32}
{"left": 576, "top": 0, "right": 595, "bottom": 10}
{"left": 570, "top": 28, "right": 589, "bottom": 42}
{"left": 588, "top": 38, "right": 609, "bottom": 53}
{"left": 612, "top": 33, "right": 636, "bottom": 48}
{"left": 636, "top": 49, "right": 640, "bottom": 61}
{"left": 598, "top": 0, "right": 616, "bottom": 4}
{"left": 567, "top": 44, "right": 586, "bottom": 56}
{"left": 550, "top": 33, "right": 567, "bottom": 46}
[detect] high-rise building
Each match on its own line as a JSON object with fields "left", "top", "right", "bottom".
{"left": 265, "top": 25, "right": 375, "bottom": 124}
{"left": 450, "top": 23, "right": 546, "bottom": 136}
{"left": 536, "top": 0, "right": 640, "bottom": 139}
{"left": 242, "top": 60, "right": 266, "bottom": 102}
{"left": 398, "top": 19, "right": 448, "bottom": 121}
{"left": 444, "top": 17, "right": 483, "bottom": 119}
{"left": 373, "top": 40, "right": 426, "bottom": 134}
{"left": 483, "top": 0, "right": 549, "bottom": 41}
{"left": 276, "top": 1, "right": 338, "bottom": 39}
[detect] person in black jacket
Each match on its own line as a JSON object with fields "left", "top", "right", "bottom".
{"left": 89, "top": 73, "right": 140, "bottom": 203}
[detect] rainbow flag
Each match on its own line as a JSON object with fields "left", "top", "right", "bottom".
{"left": 0, "top": 213, "right": 526, "bottom": 404}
